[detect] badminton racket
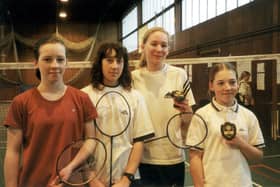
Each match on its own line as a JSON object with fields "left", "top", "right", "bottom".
{"left": 94, "top": 90, "right": 131, "bottom": 186}
{"left": 145, "top": 112, "right": 208, "bottom": 149}
{"left": 166, "top": 112, "right": 208, "bottom": 149}
{"left": 56, "top": 137, "right": 107, "bottom": 186}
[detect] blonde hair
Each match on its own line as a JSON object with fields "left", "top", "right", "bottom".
{"left": 139, "top": 27, "right": 170, "bottom": 68}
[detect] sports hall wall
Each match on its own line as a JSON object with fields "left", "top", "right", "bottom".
{"left": 128, "top": 0, "right": 280, "bottom": 138}
{"left": 0, "top": 22, "right": 119, "bottom": 100}
{"left": 0, "top": 0, "right": 279, "bottom": 137}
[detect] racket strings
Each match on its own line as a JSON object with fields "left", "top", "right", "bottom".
{"left": 185, "top": 113, "right": 208, "bottom": 148}
{"left": 167, "top": 113, "right": 189, "bottom": 148}
{"left": 95, "top": 91, "right": 131, "bottom": 137}
{"left": 167, "top": 112, "right": 208, "bottom": 149}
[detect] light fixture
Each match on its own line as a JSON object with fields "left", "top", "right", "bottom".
{"left": 59, "top": 10, "right": 67, "bottom": 18}
{"left": 57, "top": 0, "right": 68, "bottom": 20}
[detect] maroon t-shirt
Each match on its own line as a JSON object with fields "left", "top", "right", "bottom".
{"left": 4, "top": 86, "right": 97, "bottom": 187}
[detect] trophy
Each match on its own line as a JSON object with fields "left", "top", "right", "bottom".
{"left": 220, "top": 122, "right": 236, "bottom": 140}
{"left": 164, "top": 79, "right": 190, "bottom": 102}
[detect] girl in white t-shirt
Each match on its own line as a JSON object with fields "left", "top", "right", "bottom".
{"left": 132, "top": 27, "right": 195, "bottom": 187}
{"left": 82, "top": 42, "right": 154, "bottom": 187}
{"left": 187, "top": 62, "right": 265, "bottom": 187}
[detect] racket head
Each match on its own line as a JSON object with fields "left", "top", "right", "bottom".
{"left": 94, "top": 91, "right": 131, "bottom": 137}
{"left": 166, "top": 112, "right": 208, "bottom": 149}
{"left": 56, "top": 137, "right": 107, "bottom": 186}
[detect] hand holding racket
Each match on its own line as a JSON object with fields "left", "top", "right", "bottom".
{"left": 54, "top": 137, "right": 107, "bottom": 186}
{"left": 165, "top": 79, "right": 192, "bottom": 113}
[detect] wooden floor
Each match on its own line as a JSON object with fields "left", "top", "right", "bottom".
{"left": 0, "top": 147, "right": 4, "bottom": 187}
{"left": 250, "top": 139, "right": 280, "bottom": 187}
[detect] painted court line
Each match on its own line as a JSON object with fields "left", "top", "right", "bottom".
{"left": 251, "top": 164, "right": 280, "bottom": 174}
{"left": 252, "top": 169, "right": 280, "bottom": 183}
{"left": 264, "top": 154, "right": 280, "bottom": 159}
{"left": 252, "top": 181, "right": 262, "bottom": 187}
{"left": 251, "top": 164, "right": 280, "bottom": 184}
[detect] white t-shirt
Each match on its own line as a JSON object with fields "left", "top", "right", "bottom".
{"left": 186, "top": 98, "right": 265, "bottom": 187}
{"left": 81, "top": 85, "right": 154, "bottom": 185}
{"left": 132, "top": 64, "right": 196, "bottom": 165}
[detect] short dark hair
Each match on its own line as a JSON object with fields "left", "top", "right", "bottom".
{"left": 90, "top": 42, "right": 131, "bottom": 90}
{"left": 33, "top": 36, "right": 66, "bottom": 80}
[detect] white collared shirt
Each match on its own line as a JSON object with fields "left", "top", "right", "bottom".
{"left": 186, "top": 98, "right": 265, "bottom": 187}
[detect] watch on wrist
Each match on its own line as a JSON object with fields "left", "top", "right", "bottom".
{"left": 123, "top": 172, "right": 135, "bottom": 182}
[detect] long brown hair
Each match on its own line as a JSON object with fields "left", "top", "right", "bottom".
{"left": 90, "top": 42, "right": 132, "bottom": 90}
{"left": 139, "top": 27, "right": 170, "bottom": 68}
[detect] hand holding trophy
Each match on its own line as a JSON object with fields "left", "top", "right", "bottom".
{"left": 220, "top": 122, "right": 236, "bottom": 140}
